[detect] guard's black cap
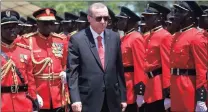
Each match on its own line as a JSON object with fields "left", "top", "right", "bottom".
{"left": 54, "top": 15, "right": 63, "bottom": 24}
{"left": 19, "top": 17, "right": 27, "bottom": 23}
{"left": 63, "top": 12, "right": 79, "bottom": 22}
{"left": 107, "top": 7, "right": 117, "bottom": 22}
{"left": 200, "top": 5, "right": 208, "bottom": 14}
{"left": 1, "top": 10, "right": 20, "bottom": 25}
{"left": 19, "top": 17, "right": 32, "bottom": 26}
{"left": 173, "top": 1, "right": 203, "bottom": 18}
{"left": 26, "top": 17, "right": 37, "bottom": 25}
{"left": 142, "top": 2, "right": 170, "bottom": 17}
{"left": 116, "top": 6, "right": 140, "bottom": 21}
{"left": 76, "top": 11, "right": 88, "bottom": 22}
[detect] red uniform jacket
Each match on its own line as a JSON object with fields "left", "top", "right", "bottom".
{"left": 1, "top": 36, "right": 37, "bottom": 112}
{"left": 23, "top": 32, "right": 69, "bottom": 109}
{"left": 143, "top": 26, "right": 172, "bottom": 103}
{"left": 170, "top": 28, "right": 207, "bottom": 111}
{"left": 121, "top": 31, "right": 147, "bottom": 104}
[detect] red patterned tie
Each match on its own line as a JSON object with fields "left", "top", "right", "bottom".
{"left": 97, "top": 36, "right": 105, "bottom": 69}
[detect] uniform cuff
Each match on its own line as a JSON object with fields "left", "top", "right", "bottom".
{"left": 134, "top": 82, "right": 145, "bottom": 95}
{"left": 196, "top": 86, "right": 207, "bottom": 102}
{"left": 163, "top": 87, "right": 170, "bottom": 98}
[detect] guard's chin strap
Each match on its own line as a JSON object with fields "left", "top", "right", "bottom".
{"left": 179, "top": 24, "right": 193, "bottom": 32}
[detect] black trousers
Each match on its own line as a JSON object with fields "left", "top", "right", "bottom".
{"left": 125, "top": 103, "right": 138, "bottom": 112}
{"left": 138, "top": 103, "right": 146, "bottom": 112}
{"left": 145, "top": 99, "right": 165, "bottom": 112}
{"left": 101, "top": 95, "right": 110, "bottom": 112}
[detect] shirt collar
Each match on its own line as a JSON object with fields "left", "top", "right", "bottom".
{"left": 90, "top": 26, "right": 104, "bottom": 39}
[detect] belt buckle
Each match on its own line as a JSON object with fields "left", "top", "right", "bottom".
{"left": 171, "top": 68, "right": 173, "bottom": 75}
{"left": 177, "top": 68, "right": 180, "bottom": 75}
{"left": 11, "top": 85, "right": 19, "bottom": 93}
{"left": 149, "top": 71, "right": 154, "bottom": 78}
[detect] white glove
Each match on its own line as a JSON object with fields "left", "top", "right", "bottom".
{"left": 164, "top": 98, "right": 171, "bottom": 110}
{"left": 136, "top": 95, "right": 145, "bottom": 107}
{"left": 195, "top": 101, "right": 207, "bottom": 112}
{"left": 37, "top": 94, "right": 43, "bottom": 108}
{"left": 59, "top": 71, "right": 67, "bottom": 84}
{"left": 72, "top": 102, "right": 82, "bottom": 112}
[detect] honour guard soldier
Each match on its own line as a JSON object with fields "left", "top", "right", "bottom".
{"left": 1, "top": 10, "right": 39, "bottom": 112}
{"left": 138, "top": 15, "right": 149, "bottom": 35}
{"left": 62, "top": 12, "right": 79, "bottom": 39}
{"left": 107, "top": 7, "right": 118, "bottom": 32}
{"left": 26, "top": 16, "right": 38, "bottom": 33}
{"left": 23, "top": 8, "right": 70, "bottom": 112}
{"left": 116, "top": 6, "right": 146, "bottom": 112}
{"left": 197, "top": 4, "right": 208, "bottom": 111}
{"left": 170, "top": 1, "right": 207, "bottom": 111}
{"left": 75, "top": 11, "right": 89, "bottom": 31}
{"left": 142, "top": 2, "right": 172, "bottom": 112}
{"left": 54, "top": 15, "right": 64, "bottom": 34}
{"left": 18, "top": 17, "right": 32, "bottom": 36}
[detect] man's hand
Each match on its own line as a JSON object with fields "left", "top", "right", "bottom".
{"left": 195, "top": 101, "right": 207, "bottom": 112}
{"left": 59, "top": 71, "right": 67, "bottom": 84}
{"left": 136, "top": 95, "right": 145, "bottom": 107}
{"left": 164, "top": 98, "right": 171, "bottom": 110}
{"left": 72, "top": 102, "right": 82, "bottom": 112}
{"left": 121, "top": 102, "right": 127, "bottom": 112}
{"left": 37, "top": 94, "right": 43, "bottom": 108}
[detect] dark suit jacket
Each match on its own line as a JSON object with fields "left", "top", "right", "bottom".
{"left": 66, "top": 27, "right": 126, "bottom": 112}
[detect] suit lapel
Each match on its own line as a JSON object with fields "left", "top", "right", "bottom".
{"left": 84, "top": 28, "right": 103, "bottom": 71}
{"left": 104, "top": 29, "right": 110, "bottom": 71}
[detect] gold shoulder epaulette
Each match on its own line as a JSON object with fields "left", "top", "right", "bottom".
{"left": 16, "top": 43, "right": 31, "bottom": 50}
{"left": 70, "top": 31, "right": 77, "bottom": 36}
{"left": 51, "top": 32, "right": 66, "bottom": 39}
{"left": 143, "top": 31, "right": 150, "bottom": 36}
{"left": 23, "top": 32, "right": 38, "bottom": 38}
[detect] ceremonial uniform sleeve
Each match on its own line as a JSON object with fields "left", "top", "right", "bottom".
{"left": 160, "top": 35, "right": 172, "bottom": 98}
{"left": 27, "top": 56, "right": 37, "bottom": 99}
{"left": 132, "top": 35, "right": 147, "bottom": 96}
{"left": 66, "top": 36, "right": 81, "bottom": 103}
{"left": 62, "top": 38, "right": 69, "bottom": 70}
{"left": 191, "top": 34, "right": 207, "bottom": 102}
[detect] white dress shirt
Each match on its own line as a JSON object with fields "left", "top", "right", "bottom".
{"left": 90, "top": 26, "right": 105, "bottom": 51}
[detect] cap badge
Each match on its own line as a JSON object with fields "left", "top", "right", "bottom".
{"left": 46, "top": 9, "right": 50, "bottom": 15}
{"left": 6, "top": 11, "right": 10, "bottom": 17}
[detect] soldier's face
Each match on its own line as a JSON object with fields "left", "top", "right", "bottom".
{"left": 143, "top": 14, "right": 159, "bottom": 29}
{"left": 76, "top": 22, "right": 89, "bottom": 31}
{"left": 172, "top": 7, "right": 189, "bottom": 25}
{"left": 62, "top": 22, "right": 74, "bottom": 33}
{"left": 116, "top": 17, "right": 128, "bottom": 31}
{"left": 199, "top": 14, "right": 208, "bottom": 29}
{"left": 52, "top": 23, "right": 62, "bottom": 33}
{"left": 37, "top": 21, "right": 54, "bottom": 35}
{"left": 1, "top": 23, "right": 19, "bottom": 41}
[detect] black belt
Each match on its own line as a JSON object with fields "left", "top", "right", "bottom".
{"left": 171, "top": 68, "right": 196, "bottom": 76}
{"left": 1, "top": 84, "right": 28, "bottom": 93}
{"left": 124, "top": 66, "right": 134, "bottom": 72}
{"left": 147, "top": 68, "right": 162, "bottom": 78}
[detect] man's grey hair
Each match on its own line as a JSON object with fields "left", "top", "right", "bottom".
{"left": 88, "top": 2, "right": 107, "bottom": 16}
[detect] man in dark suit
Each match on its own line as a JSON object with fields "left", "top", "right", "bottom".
{"left": 66, "top": 2, "right": 127, "bottom": 112}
